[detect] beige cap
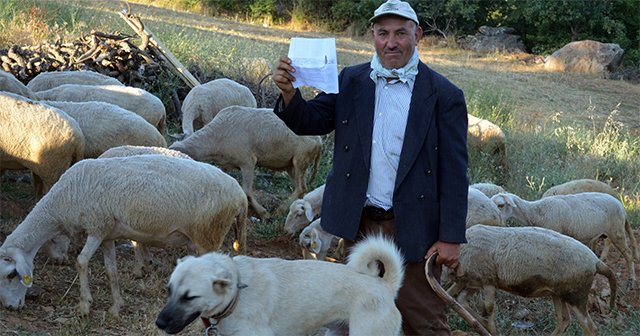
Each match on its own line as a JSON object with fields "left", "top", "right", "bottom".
{"left": 369, "top": 0, "right": 419, "bottom": 25}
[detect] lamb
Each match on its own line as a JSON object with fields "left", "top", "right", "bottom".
{"left": 445, "top": 224, "right": 617, "bottom": 336}
{"left": 298, "top": 218, "right": 343, "bottom": 261}
{"left": 0, "top": 70, "right": 39, "bottom": 99}
{"left": 0, "top": 155, "right": 248, "bottom": 317}
{"left": 99, "top": 145, "right": 191, "bottom": 159}
{"left": 0, "top": 92, "right": 85, "bottom": 199}
{"left": 466, "top": 187, "right": 503, "bottom": 228}
{"left": 467, "top": 114, "right": 508, "bottom": 172}
{"left": 491, "top": 191, "right": 638, "bottom": 287}
{"left": 181, "top": 78, "right": 257, "bottom": 137}
{"left": 542, "top": 178, "right": 619, "bottom": 200}
{"left": 36, "top": 84, "right": 166, "bottom": 134}
{"left": 469, "top": 182, "right": 506, "bottom": 198}
{"left": 284, "top": 184, "right": 325, "bottom": 234}
{"left": 26, "top": 70, "right": 123, "bottom": 92}
{"left": 170, "top": 105, "right": 323, "bottom": 219}
{"left": 42, "top": 101, "right": 167, "bottom": 158}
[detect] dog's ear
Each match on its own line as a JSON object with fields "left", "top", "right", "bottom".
{"left": 176, "top": 255, "right": 193, "bottom": 265}
{"left": 212, "top": 279, "right": 231, "bottom": 295}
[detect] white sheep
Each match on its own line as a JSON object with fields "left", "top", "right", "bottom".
{"left": 26, "top": 70, "right": 123, "bottom": 92}
{"left": 0, "top": 155, "right": 248, "bottom": 316}
{"left": 466, "top": 187, "right": 503, "bottom": 228}
{"left": 181, "top": 78, "right": 257, "bottom": 137}
{"left": 99, "top": 145, "right": 191, "bottom": 159}
{"left": 0, "top": 92, "right": 85, "bottom": 199}
{"left": 284, "top": 184, "right": 325, "bottom": 234}
{"left": 469, "top": 182, "right": 506, "bottom": 198}
{"left": 446, "top": 224, "right": 617, "bottom": 336}
{"left": 467, "top": 114, "right": 508, "bottom": 171}
{"left": 542, "top": 178, "right": 619, "bottom": 200}
{"left": 170, "top": 105, "right": 323, "bottom": 219}
{"left": 36, "top": 84, "right": 166, "bottom": 134}
{"left": 298, "top": 218, "right": 343, "bottom": 261}
{"left": 41, "top": 101, "right": 167, "bottom": 158}
{"left": 492, "top": 191, "right": 638, "bottom": 287}
{"left": 0, "top": 70, "right": 39, "bottom": 99}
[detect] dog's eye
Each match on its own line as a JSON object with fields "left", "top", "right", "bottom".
{"left": 181, "top": 292, "right": 198, "bottom": 302}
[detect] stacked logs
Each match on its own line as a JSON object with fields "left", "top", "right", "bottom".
{"left": 0, "top": 30, "right": 162, "bottom": 87}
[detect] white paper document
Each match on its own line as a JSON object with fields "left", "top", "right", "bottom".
{"left": 287, "top": 37, "right": 339, "bottom": 94}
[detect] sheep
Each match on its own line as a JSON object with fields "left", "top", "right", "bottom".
{"left": 284, "top": 184, "right": 325, "bottom": 234}
{"left": 36, "top": 84, "right": 166, "bottom": 134}
{"left": 181, "top": 78, "right": 257, "bottom": 137}
{"left": 445, "top": 224, "right": 617, "bottom": 336}
{"left": 26, "top": 70, "right": 123, "bottom": 92}
{"left": 542, "top": 178, "right": 619, "bottom": 200}
{"left": 467, "top": 113, "right": 508, "bottom": 172}
{"left": 0, "top": 70, "right": 39, "bottom": 99}
{"left": 492, "top": 191, "right": 638, "bottom": 287}
{"left": 99, "top": 145, "right": 191, "bottom": 159}
{"left": 41, "top": 101, "right": 167, "bottom": 158}
{"left": 298, "top": 218, "right": 343, "bottom": 261}
{"left": 466, "top": 187, "right": 503, "bottom": 228}
{"left": 169, "top": 105, "right": 323, "bottom": 219}
{"left": 0, "top": 92, "right": 85, "bottom": 199}
{"left": 469, "top": 182, "right": 506, "bottom": 198}
{"left": 0, "top": 155, "right": 248, "bottom": 316}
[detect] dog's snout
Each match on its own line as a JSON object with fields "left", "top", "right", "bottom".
{"left": 155, "top": 314, "right": 169, "bottom": 330}
{"left": 4, "top": 300, "right": 24, "bottom": 310}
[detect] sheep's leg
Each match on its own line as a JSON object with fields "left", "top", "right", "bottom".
{"left": 240, "top": 164, "right": 268, "bottom": 219}
{"left": 132, "top": 241, "right": 151, "bottom": 278}
{"left": 286, "top": 163, "right": 307, "bottom": 199}
{"left": 76, "top": 235, "right": 102, "bottom": 316}
{"left": 32, "top": 174, "right": 44, "bottom": 200}
{"left": 102, "top": 240, "right": 123, "bottom": 317}
{"left": 599, "top": 238, "right": 611, "bottom": 261}
{"left": 569, "top": 303, "right": 597, "bottom": 336}
{"left": 608, "top": 232, "right": 636, "bottom": 288}
{"left": 550, "top": 296, "right": 570, "bottom": 336}
{"left": 482, "top": 285, "right": 497, "bottom": 335}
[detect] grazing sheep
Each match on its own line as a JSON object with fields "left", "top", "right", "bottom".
{"left": 284, "top": 184, "right": 325, "bottom": 234}
{"left": 446, "top": 225, "right": 617, "bottom": 336}
{"left": 42, "top": 101, "right": 166, "bottom": 158}
{"left": 99, "top": 145, "right": 191, "bottom": 159}
{"left": 170, "top": 105, "right": 323, "bottom": 219}
{"left": 542, "top": 178, "right": 619, "bottom": 200}
{"left": 0, "top": 70, "right": 38, "bottom": 99}
{"left": 36, "top": 84, "right": 166, "bottom": 134}
{"left": 469, "top": 182, "right": 506, "bottom": 198}
{"left": 467, "top": 114, "right": 508, "bottom": 171}
{"left": 492, "top": 192, "right": 638, "bottom": 287}
{"left": 26, "top": 70, "right": 123, "bottom": 92}
{"left": 298, "top": 218, "right": 343, "bottom": 261}
{"left": 181, "top": 78, "right": 257, "bottom": 137}
{"left": 0, "top": 92, "right": 85, "bottom": 199}
{"left": 0, "top": 155, "right": 248, "bottom": 316}
{"left": 466, "top": 187, "right": 503, "bottom": 228}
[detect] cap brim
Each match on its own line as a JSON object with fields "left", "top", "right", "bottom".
{"left": 369, "top": 13, "right": 419, "bottom": 25}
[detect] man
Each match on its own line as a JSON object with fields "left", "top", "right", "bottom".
{"left": 272, "top": 0, "right": 468, "bottom": 334}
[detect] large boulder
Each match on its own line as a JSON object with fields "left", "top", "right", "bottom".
{"left": 544, "top": 40, "right": 624, "bottom": 74}
{"left": 458, "top": 26, "right": 526, "bottom": 53}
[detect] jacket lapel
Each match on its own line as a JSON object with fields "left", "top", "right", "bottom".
{"left": 395, "top": 62, "right": 436, "bottom": 190}
{"left": 354, "top": 68, "right": 376, "bottom": 171}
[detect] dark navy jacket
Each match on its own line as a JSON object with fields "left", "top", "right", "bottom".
{"left": 275, "top": 61, "right": 468, "bottom": 262}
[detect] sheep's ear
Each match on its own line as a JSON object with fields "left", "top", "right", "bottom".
{"left": 13, "top": 253, "right": 33, "bottom": 288}
{"left": 304, "top": 202, "right": 314, "bottom": 221}
{"left": 310, "top": 230, "right": 322, "bottom": 254}
{"left": 505, "top": 194, "right": 517, "bottom": 208}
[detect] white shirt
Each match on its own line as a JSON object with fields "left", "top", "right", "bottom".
{"left": 365, "top": 76, "right": 414, "bottom": 210}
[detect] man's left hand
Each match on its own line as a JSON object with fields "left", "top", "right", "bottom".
{"left": 425, "top": 241, "right": 461, "bottom": 268}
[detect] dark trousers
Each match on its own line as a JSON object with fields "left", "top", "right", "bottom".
{"left": 343, "top": 213, "right": 451, "bottom": 336}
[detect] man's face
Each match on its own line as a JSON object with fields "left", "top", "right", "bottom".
{"left": 371, "top": 15, "right": 422, "bottom": 70}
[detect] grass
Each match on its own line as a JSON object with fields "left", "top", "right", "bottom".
{"left": 1, "top": 0, "right": 639, "bottom": 335}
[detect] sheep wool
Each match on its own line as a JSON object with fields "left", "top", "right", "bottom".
{"left": 26, "top": 70, "right": 124, "bottom": 92}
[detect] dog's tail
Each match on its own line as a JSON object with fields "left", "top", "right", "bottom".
{"left": 346, "top": 234, "right": 405, "bottom": 296}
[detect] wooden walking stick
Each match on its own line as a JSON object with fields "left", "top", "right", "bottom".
{"left": 425, "top": 252, "right": 492, "bottom": 336}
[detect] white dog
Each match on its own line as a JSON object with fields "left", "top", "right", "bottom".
{"left": 156, "top": 235, "right": 404, "bottom": 335}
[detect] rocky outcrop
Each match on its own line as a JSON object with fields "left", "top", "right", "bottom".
{"left": 458, "top": 26, "right": 526, "bottom": 53}
{"left": 544, "top": 40, "right": 624, "bottom": 74}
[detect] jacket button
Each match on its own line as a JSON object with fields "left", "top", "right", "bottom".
{"left": 433, "top": 146, "right": 438, "bottom": 151}
{"left": 345, "top": 173, "right": 351, "bottom": 179}
{"left": 426, "top": 170, "right": 432, "bottom": 175}
{"left": 342, "top": 120, "right": 348, "bottom": 125}
{"left": 344, "top": 145, "right": 349, "bottom": 152}
{"left": 419, "top": 194, "right": 425, "bottom": 200}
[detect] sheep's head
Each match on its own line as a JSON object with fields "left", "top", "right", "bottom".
{"left": 284, "top": 199, "right": 314, "bottom": 235}
{"left": 42, "top": 234, "right": 70, "bottom": 264}
{"left": 491, "top": 192, "right": 516, "bottom": 221}
{"left": 0, "top": 247, "right": 33, "bottom": 310}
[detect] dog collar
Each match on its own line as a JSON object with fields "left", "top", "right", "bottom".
{"left": 201, "top": 281, "right": 248, "bottom": 334}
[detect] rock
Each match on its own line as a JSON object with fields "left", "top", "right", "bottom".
{"left": 458, "top": 26, "right": 526, "bottom": 53}
{"left": 544, "top": 40, "right": 624, "bottom": 74}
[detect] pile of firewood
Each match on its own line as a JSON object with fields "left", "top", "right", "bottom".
{"left": 0, "top": 29, "right": 163, "bottom": 87}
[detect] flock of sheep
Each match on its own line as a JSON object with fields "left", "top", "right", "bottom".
{"left": 0, "top": 68, "right": 637, "bottom": 335}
